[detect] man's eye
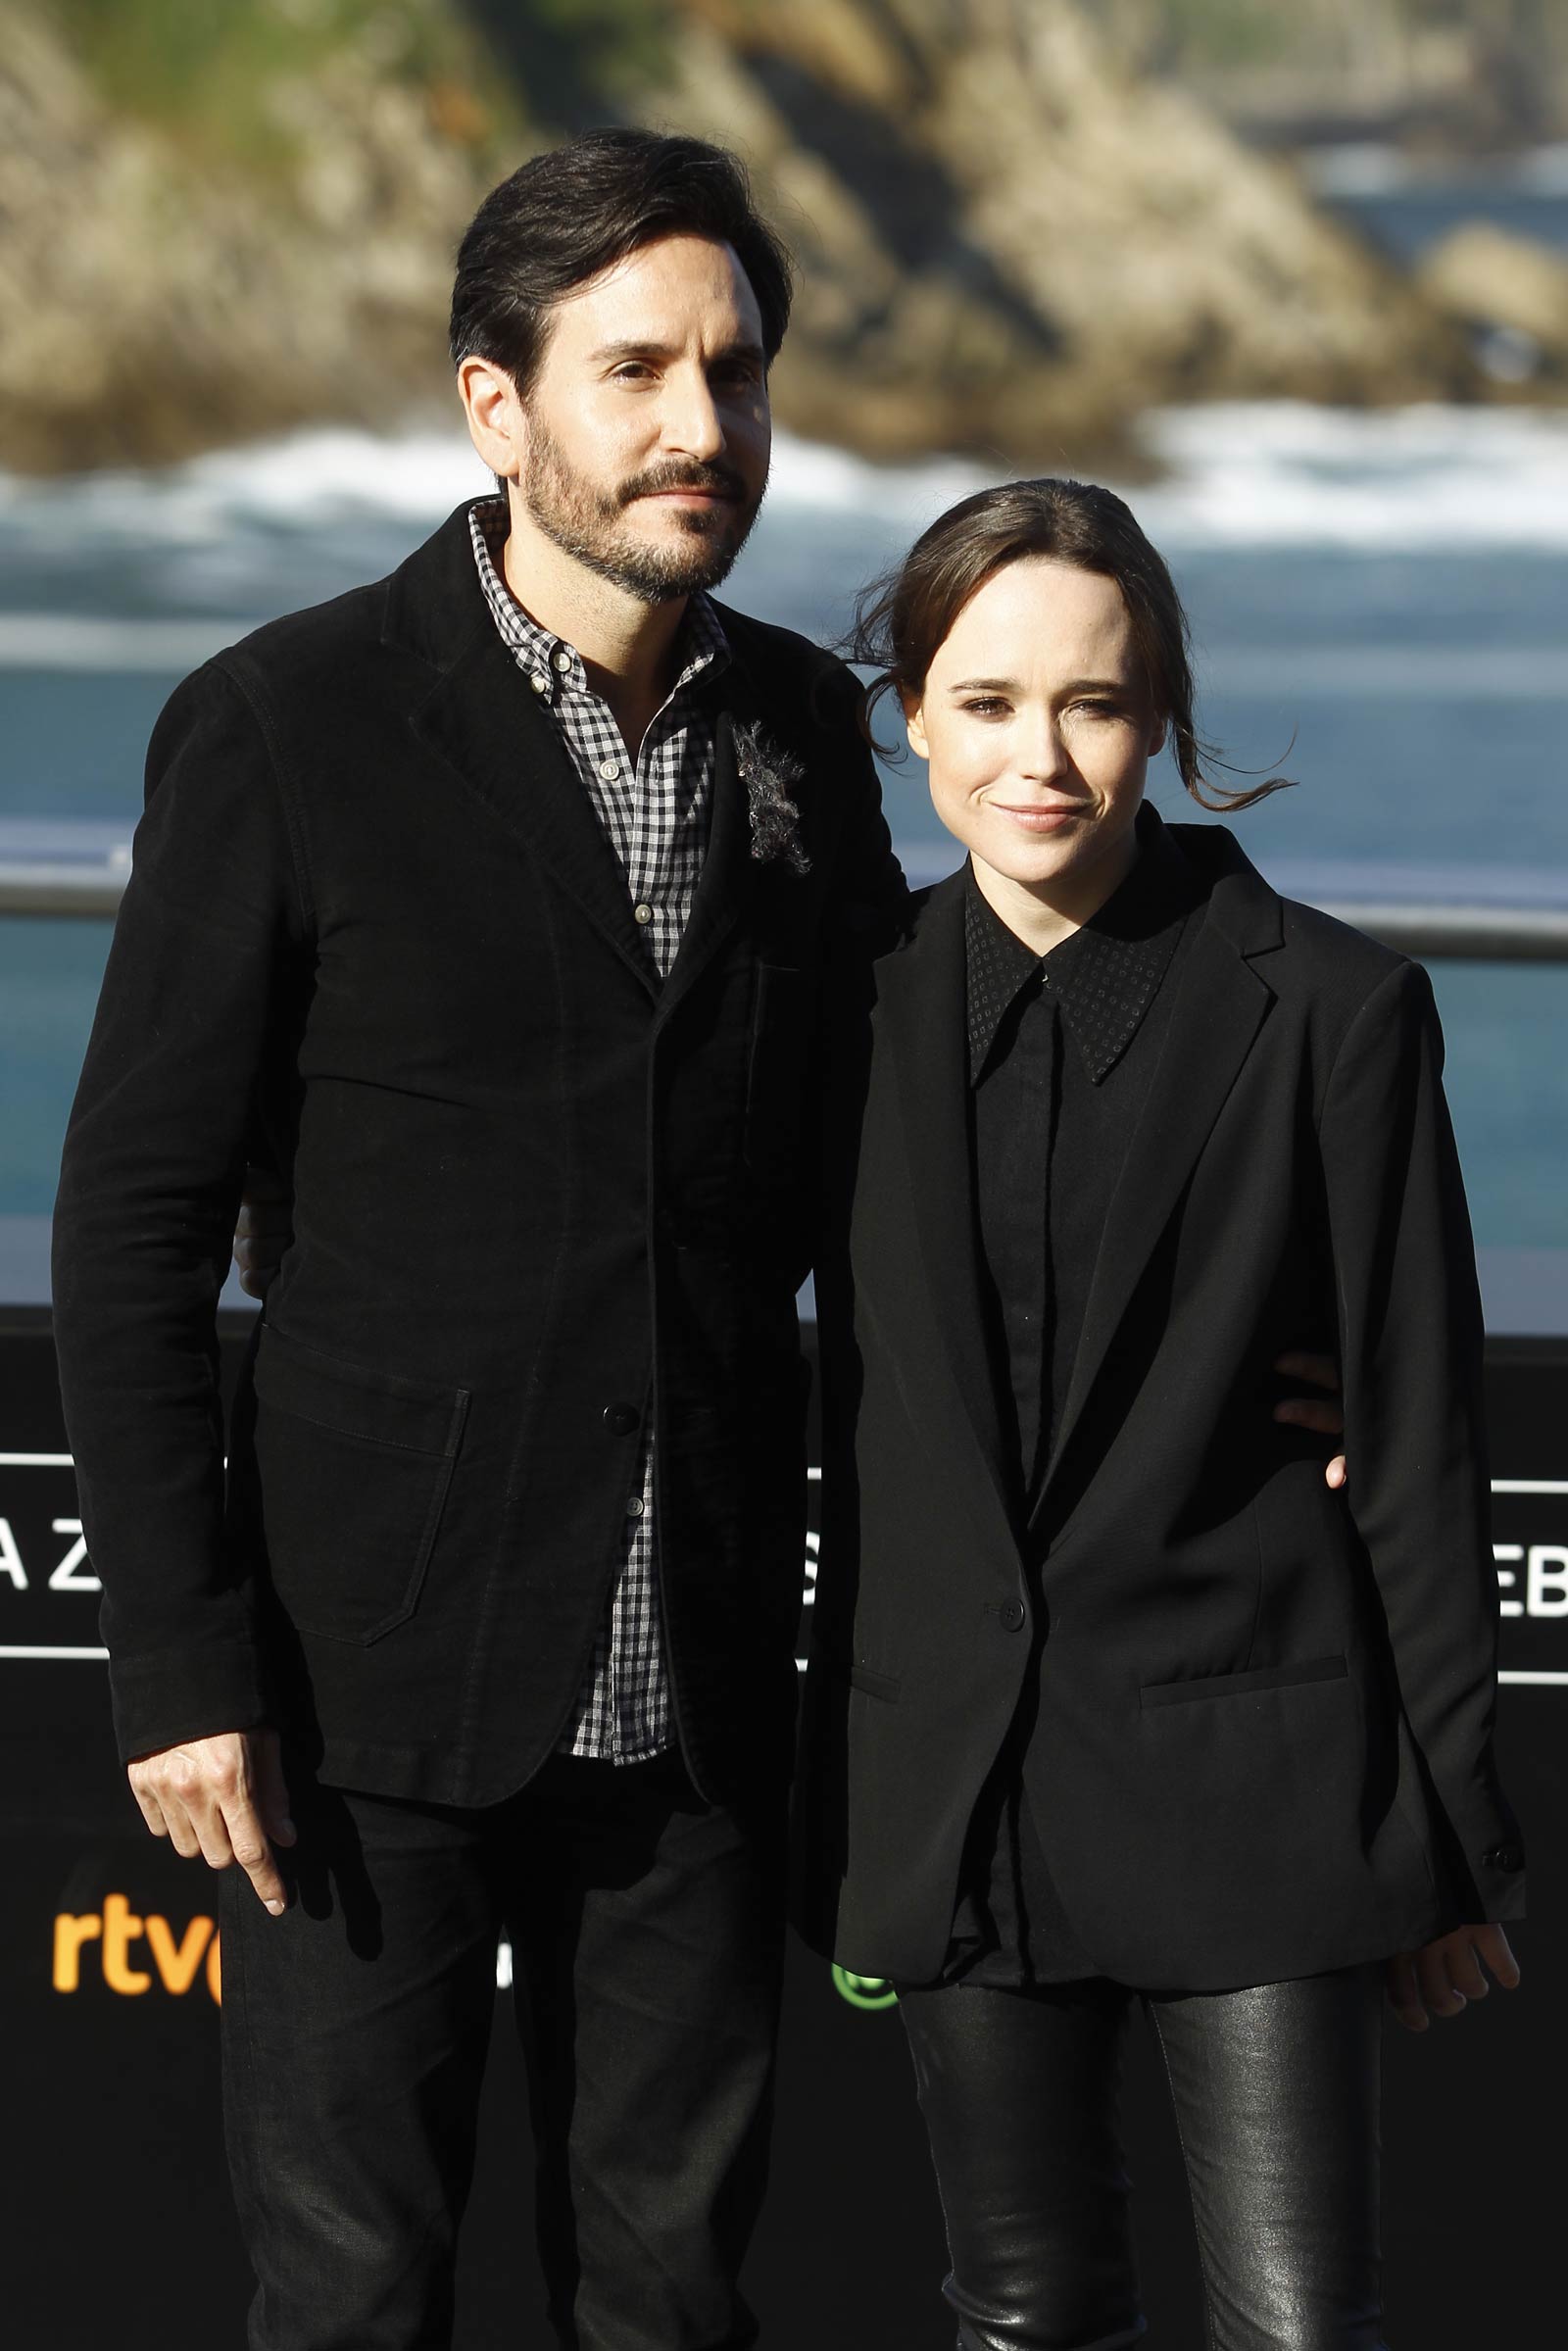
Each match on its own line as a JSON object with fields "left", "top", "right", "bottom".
{"left": 612, "top": 364, "right": 656, "bottom": 383}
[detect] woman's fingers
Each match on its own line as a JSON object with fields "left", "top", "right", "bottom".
{"left": 1272, "top": 1396, "right": 1345, "bottom": 1435}
{"left": 1395, "top": 1927, "right": 1521, "bottom": 2032}
{"left": 1445, "top": 1938, "right": 1491, "bottom": 2001}
{"left": 1415, "top": 1941, "right": 1467, "bottom": 2019}
{"left": 1274, "top": 1350, "right": 1341, "bottom": 1394}
{"left": 1385, "top": 1953, "right": 1428, "bottom": 2032}
{"left": 1474, "top": 1924, "right": 1522, "bottom": 1989}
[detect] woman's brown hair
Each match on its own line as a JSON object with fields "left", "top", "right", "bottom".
{"left": 851, "top": 477, "right": 1292, "bottom": 813}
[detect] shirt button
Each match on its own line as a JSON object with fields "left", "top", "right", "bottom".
{"left": 529, "top": 672, "right": 549, "bottom": 694}
{"left": 598, "top": 758, "right": 622, "bottom": 782}
{"left": 553, "top": 649, "right": 572, "bottom": 673}
{"left": 633, "top": 903, "right": 654, "bottom": 925}
{"left": 626, "top": 1495, "right": 646, "bottom": 1519}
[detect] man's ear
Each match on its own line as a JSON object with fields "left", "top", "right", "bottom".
{"left": 903, "top": 696, "right": 931, "bottom": 761}
{"left": 458, "top": 357, "right": 523, "bottom": 483}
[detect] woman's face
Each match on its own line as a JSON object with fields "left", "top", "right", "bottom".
{"left": 905, "top": 556, "right": 1165, "bottom": 911}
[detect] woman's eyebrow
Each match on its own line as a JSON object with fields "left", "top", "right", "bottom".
{"left": 945, "top": 674, "right": 1132, "bottom": 695}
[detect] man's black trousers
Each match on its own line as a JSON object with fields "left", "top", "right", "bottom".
{"left": 218, "top": 1750, "right": 786, "bottom": 2351}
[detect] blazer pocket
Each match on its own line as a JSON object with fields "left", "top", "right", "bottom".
{"left": 252, "top": 1324, "right": 470, "bottom": 1646}
{"left": 744, "top": 964, "right": 808, "bottom": 1188}
{"left": 848, "top": 1662, "right": 902, "bottom": 1702}
{"left": 1139, "top": 1655, "right": 1347, "bottom": 1710}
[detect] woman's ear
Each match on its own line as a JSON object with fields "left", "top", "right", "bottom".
{"left": 903, "top": 696, "right": 931, "bottom": 761}
{"left": 1148, "top": 713, "right": 1168, "bottom": 759}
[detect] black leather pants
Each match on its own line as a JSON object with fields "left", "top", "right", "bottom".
{"left": 898, "top": 1967, "right": 1387, "bottom": 2351}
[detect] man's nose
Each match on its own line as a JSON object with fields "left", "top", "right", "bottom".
{"left": 661, "top": 368, "right": 726, "bottom": 462}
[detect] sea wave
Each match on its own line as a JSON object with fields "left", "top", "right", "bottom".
{"left": 3, "top": 402, "right": 1567, "bottom": 563}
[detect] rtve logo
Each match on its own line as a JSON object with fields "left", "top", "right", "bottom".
{"left": 53, "top": 1898, "right": 222, "bottom": 2003}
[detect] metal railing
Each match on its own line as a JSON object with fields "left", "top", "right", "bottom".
{"left": 4, "top": 836, "right": 1567, "bottom": 960}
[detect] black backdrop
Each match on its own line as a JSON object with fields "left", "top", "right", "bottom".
{"left": 4, "top": 1307, "right": 1560, "bottom": 2346}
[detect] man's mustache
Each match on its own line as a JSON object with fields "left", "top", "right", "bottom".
{"left": 618, "top": 462, "right": 753, "bottom": 506}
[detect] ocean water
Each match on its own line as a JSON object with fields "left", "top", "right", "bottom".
{"left": 3, "top": 251, "right": 1567, "bottom": 1274}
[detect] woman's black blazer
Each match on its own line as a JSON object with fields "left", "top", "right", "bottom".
{"left": 798, "top": 812, "right": 1524, "bottom": 1990}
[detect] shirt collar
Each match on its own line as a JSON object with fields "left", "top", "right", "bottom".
{"left": 965, "top": 823, "right": 1199, "bottom": 1087}
{"left": 466, "top": 495, "right": 729, "bottom": 709}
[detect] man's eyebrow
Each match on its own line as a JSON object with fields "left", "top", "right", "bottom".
{"left": 586, "top": 337, "right": 768, "bottom": 367}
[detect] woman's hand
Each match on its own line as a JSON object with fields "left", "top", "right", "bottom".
{"left": 1272, "top": 1349, "right": 1348, "bottom": 1492}
{"left": 1385, "top": 1925, "right": 1521, "bottom": 2032}
{"left": 234, "top": 1163, "right": 293, "bottom": 1298}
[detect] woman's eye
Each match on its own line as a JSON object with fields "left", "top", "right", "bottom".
{"left": 960, "top": 697, "right": 1009, "bottom": 718}
{"left": 1073, "top": 700, "right": 1125, "bottom": 721}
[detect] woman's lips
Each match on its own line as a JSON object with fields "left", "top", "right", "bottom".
{"left": 990, "top": 803, "right": 1088, "bottom": 831}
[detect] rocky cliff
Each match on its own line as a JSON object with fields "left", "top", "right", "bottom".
{"left": 0, "top": 0, "right": 1484, "bottom": 475}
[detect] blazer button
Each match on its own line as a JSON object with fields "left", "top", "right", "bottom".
{"left": 999, "top": 1599, "right": 1026, "bottom": 1633}
{"left": 603, "top": 1404, "right": 639, "bottom": 1438}
{"left": 1483, "top": 1844, "right": 1524, "bottom": 1873}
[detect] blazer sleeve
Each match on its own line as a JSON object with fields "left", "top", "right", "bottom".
{"left": 1318, "top": 957, "right": 1524, "bottom": 1925}
{"left": 51, "top": 658, "right": 312, "bottom": 1765}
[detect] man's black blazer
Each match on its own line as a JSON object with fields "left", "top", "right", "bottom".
{"left": 797, "top": 812, "right": 1524, "bottom": 1990}
{"left": 52, "top": 503, "right": 903, "bottom": 1809}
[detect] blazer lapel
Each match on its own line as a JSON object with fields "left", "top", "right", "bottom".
{"left": 408, "top": 619, "right": 660, "bottom": 997}
{"left": 1033, "top": 901, "right": 1277, "bottom": 1512}
{"left": 878, "top": 875, "right": 1015, "bottom": 1542}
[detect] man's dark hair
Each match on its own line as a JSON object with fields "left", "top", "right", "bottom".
{"left": 449, "top": 128, "right": 795, "bottom": 393}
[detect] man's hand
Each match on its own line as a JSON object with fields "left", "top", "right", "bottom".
{"left": 127, "top": 1727, "right": 296, "bottom": 1915}
{"left": 234, "top": 1164, "right": 292, "bottom": 1298}
{"left": 1386, "top": 1924, "right": 1521, "bottom": 2032}
{"left": 1272, "top": 1349, "right": 1348, "bottom": 1492}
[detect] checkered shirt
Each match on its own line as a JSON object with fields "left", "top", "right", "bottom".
{"left": 468, "top": 497, "right": 730, "bottom": 1763}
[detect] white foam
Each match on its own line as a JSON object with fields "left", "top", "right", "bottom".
{"left": 1128, "top": 402, "right": 1568, "bottom": 550}
{"left": 1, "top": 401, "right": 1566, "bottom": 559}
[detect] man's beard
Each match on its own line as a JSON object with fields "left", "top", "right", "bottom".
{"left": 521, "top": 420, "right": 764, "bottom": 604}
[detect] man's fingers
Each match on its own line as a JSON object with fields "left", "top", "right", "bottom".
{"left": 221, "top": 1793, "right": 289, "bottom": 1913}
{"left": 253, "top": 1729, "right": 297, "bottom": 1849}
{"left": 1274, "top": 1350, "right": 1341, "bottom": 1394}
{"left": 160, "top": 1798, "right": 204, "bottom": 1862}
{"left": 130, "top": 1784, "right": 171, "bottom": 1839}
{"left": 1325, "top": 1454, "right": 1348, "bottom": 1492}
{"left": 125, "top": 1732, "right": 290, "bottom": 1916}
